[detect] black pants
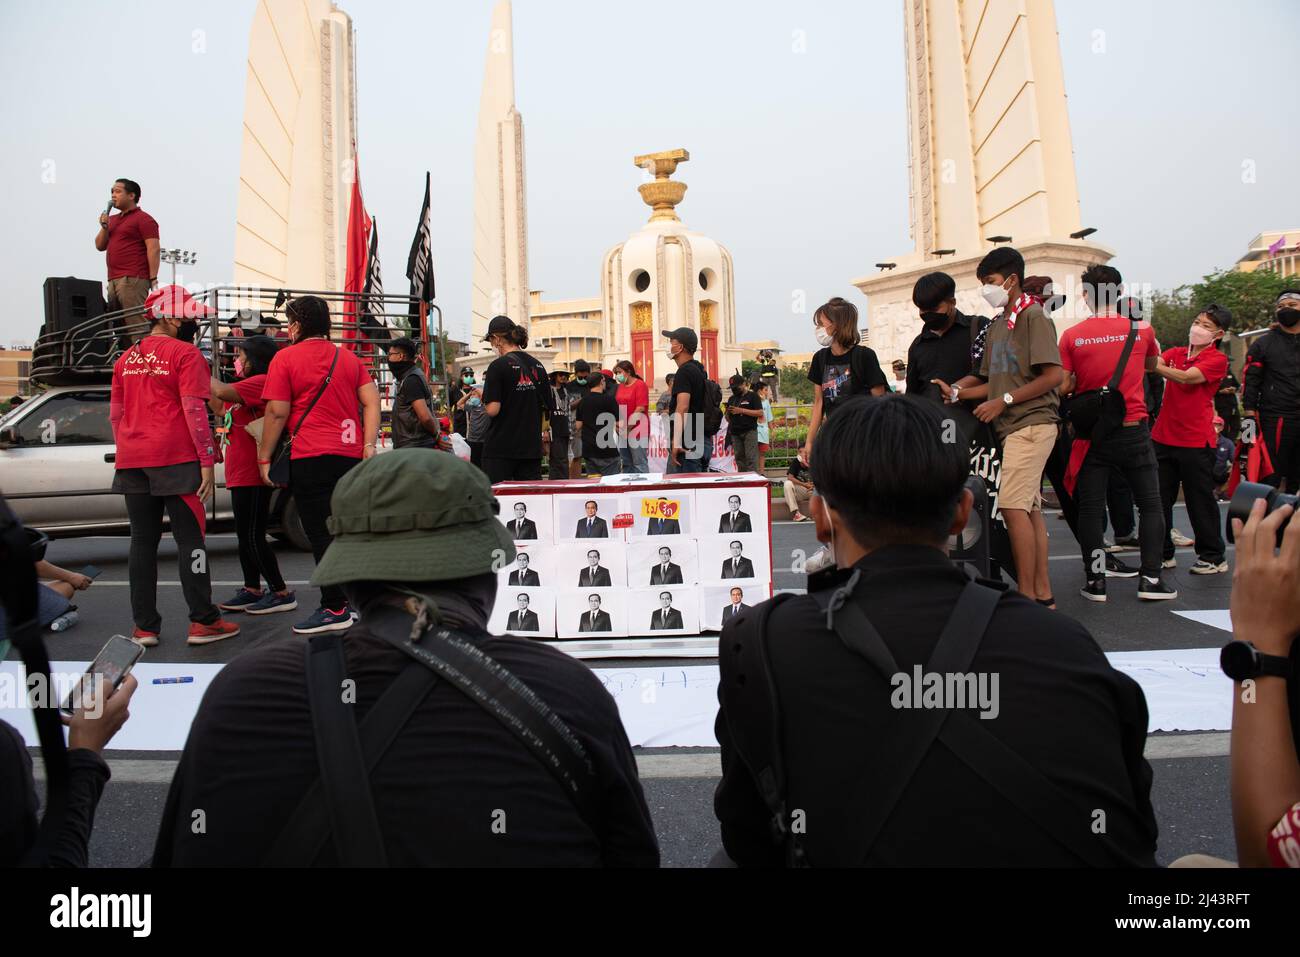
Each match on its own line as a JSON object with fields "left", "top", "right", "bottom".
{"left": 1076, "top": 423, "right": 1165, "bottom": 580}
{"left": 1154, "top": 441, "right": 1225, "bottom": 562}
{"left": 1261, "top": 413, "right": 1300, "bottom": 493}
{"left": 469, "top": 441, "right": 484, "bottom": 470}
{"left": 231, "top": 485, "right": 286, "bottom": 592}
{"left": 290, "top": 454, "right": 359, "bottom": 609}
{"left": 1107, "top": 474, "right": 1136, "bottom": 539}
{"left": 483, "top": 456, "right": 542, "bottom": 484}
{"left": 125, "top": 494, "right": 218, "bottom": 632}
{"left": 548, "top": 432, "right": 570, "bottom": 480}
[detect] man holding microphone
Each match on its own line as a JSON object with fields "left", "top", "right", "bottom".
{"left": 94, "top": 178, "right": 160, "bottom": 319}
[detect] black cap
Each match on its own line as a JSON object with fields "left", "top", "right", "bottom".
{"left": 663, "top": 327, "right": 698, "bottom": 353}
{"left": 482, "top": 315, "right": 514, "bottom": 341}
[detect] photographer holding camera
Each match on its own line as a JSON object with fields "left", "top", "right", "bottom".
{"left": 1225, "top": 493, "right": 1300, "bottom": 867}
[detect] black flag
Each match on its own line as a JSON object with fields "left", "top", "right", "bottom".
{"left": 406, "top": 171, "right": 435, "bottom": 336}
{"left": 360, "top": 218, "right": 387, "bottom": 343}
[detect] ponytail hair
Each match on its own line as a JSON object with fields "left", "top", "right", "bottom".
{"left": 507, "top": 324, "right": 529, "bottom": 348}
{"left": 614, "top": 359, "right": 641, "bottom": 381}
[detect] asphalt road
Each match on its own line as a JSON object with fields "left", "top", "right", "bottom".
{"left": 16, "top": 502, "right": 1240, "bottom": 866}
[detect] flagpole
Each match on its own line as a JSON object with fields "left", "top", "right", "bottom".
{"left": 419, "top": 300, "right": 430, "bottom": 379}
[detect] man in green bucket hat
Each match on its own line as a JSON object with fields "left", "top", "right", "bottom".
{"left": 153, "top": 449, "right": 659, "bottom": 867}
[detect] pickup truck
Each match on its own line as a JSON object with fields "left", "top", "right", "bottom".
{"left": 0, "top": 383, "right": 310, "bottom": 548}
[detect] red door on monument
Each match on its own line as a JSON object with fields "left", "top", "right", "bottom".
{"left": 631, "top": 332, "right": 652, "bottom": 381}
{"left": 700, "top": 302, "right": 719, "bottom": 379}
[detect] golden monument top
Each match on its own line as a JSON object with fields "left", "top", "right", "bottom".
{"left": 635, "top": 149, "right": 690, "bottom": 222}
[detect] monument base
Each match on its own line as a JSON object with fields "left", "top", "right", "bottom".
{"left": 851, "top": 238, "right": 1115, "bottom": 368}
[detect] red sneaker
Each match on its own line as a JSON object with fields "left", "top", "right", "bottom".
{"left": 186, "top": 619, "right": 241, "bottom": 646}
{"left": 131, "top": 628, "right": 160, "bottom": 648}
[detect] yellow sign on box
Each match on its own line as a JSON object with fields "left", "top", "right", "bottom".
{"left": 641, "top": 498, "right": 681, "bottom": 520}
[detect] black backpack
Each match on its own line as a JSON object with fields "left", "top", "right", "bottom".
{"left": 702, "top": 376, "right": 724, "bottom": 436}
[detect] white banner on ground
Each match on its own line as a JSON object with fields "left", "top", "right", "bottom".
{"left": 647, "top": 413, "right": 733, "bottom": 473}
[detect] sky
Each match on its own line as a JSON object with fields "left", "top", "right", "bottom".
{"left": 1, "top": 0, "right": 1297, "bottom": 352}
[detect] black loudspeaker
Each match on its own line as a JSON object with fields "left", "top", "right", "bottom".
{"left": 42, "top": 276, "right": 106, "bottom": 333}
{"left": 948, "top": 475, "right": 992, "bottom": 578}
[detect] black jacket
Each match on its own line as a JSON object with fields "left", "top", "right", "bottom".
{"left": 1244, "top": 327, "right": 1300, "bottom": 415}
{"left": 578, "top": 566, "right": 612, "bottom": 588}
{"left": 649, "top": 562, "right": 684, "bottom": 585}
{"left": 576, "top": 517, "right": 609, "bottom": 538}
{"left": 650, "top": 608, "right": 684, "bottom": 630}
{"left": 714, "top": 545, "right": 1159, "bottom": 867}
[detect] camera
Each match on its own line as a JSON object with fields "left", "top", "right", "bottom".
{"left": 1226, "top": 482, "right": 1296, "bottom": 547}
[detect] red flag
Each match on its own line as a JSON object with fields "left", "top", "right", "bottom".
{"left": 343, "top": 153, "right": 371, "bottom": 352}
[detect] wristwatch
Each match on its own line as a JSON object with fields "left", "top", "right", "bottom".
{"left": 1220, "top": 639, "right": 1293, "bottom": 681}
{"left": 1002, "top": 392, "right": 1015, "bottom": 407}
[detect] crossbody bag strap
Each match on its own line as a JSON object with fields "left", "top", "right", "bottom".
{"left": 1105, "top": 320, "right": 1140, "bottom": 393}
{"left": 815, "top": 576, "right": 1001, "bottom": 863}
{"left": 365, "top": 604, "right": 602, "bottom": 834}
{"left": 287, "top": 345, "right": 340, "bottom": 442}
{"left": 263, "top": 653, "right": 437, "bottom": 867}
{"left": 296, "top": 632, "right": 389, "bottom": 867}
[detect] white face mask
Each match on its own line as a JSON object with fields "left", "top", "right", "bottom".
{"left": 814, "top": 326, "right": 834, "bottom": 348}
{"left": 981, "top": 282, "right": 1009, "bottom": 310}
{"left": 666, "top": 345, "right": 678, "bottom": 360}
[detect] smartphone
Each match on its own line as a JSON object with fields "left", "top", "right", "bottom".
{"left": 81, "top": 564, "right": 102, "bottom": 580}
{"left": 60, "top": 635, "right": 144, "bottom": 717}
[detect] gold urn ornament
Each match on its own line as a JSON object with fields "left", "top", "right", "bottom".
{"left": 635, "top": 149, "right": 689, "bottom": 222}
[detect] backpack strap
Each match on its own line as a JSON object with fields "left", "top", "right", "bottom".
{"left": 264, "top": 648, "right": 437, "bottom": 866}
{"left": 717, "top": 591, "right": 804, "bottom": 865}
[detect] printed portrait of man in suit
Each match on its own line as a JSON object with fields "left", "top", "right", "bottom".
{"left": 649, "top": 545, "right": 683, "bottom": 585}
{"left": 718, "top": 494, "right": 752, "bottom": 533}
{"left": 649, "top": 591, "right": 684, "bottom": 630}
{"left": 507, "top": 552, "right": 540, "bottom": 587}
{"left": 578, "top": 593, "right": 612, "bottom": 632}
{"left": 720, "top": 540, "right": 755, "bottom": 579}
{"left": 646, "top": 496, "right": 681, "bottom": 535}
{"left": 575, "top": 500, "right": 609, "bottom": 538}
{"left": 507, "top": 502, "right": 538, "bottom": 540}
{"left": 721, "top": 586, "right": 750, "bottom": 624}
{"left": 577, "top": 549, "right": 612, "bottom": 587}
{"left": 506, "top": 593, "right": 539, "bottom": 632}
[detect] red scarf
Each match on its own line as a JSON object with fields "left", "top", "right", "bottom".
{"left": 1005, "top": 293, "right": 1042, "bottom": 331}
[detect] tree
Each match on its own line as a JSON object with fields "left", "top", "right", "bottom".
{"left": 741, "top": 359, "right": 761, "bottom": 379}
{"left": 1150, "top": 268, "right": 1292, "bottom": 347}
{"left": 779, "top": 363, "right": 814, "bottom": 404}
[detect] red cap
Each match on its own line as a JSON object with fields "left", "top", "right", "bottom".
{"left": 1212, "top": 416, "right": 1225, "bottom": 427}
{"left": 144, "top": 284, "right": 218, "bottom": 321}
{"left": 600, "top": 369, "right": 614, "bottom": 379}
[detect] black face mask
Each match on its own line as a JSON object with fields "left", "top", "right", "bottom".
{"left": 388, "top": 359, "right": 414, "bottom": 377}
{"left": 921, "top": 311, "right": 949, "bottom": 330}
{"left": 177, "top": 320, "right": 199, "bottom": 343}
{"left": 1277, "top": 308, "right": 1300, "bottom": 328}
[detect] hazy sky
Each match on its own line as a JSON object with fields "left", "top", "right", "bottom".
{"left": 2, "top": 0, "right": 1296, "bottom": 351}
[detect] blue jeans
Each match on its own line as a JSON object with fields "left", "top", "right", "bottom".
{"left": 619, "top": 436, "right": 649, "bottom": 473}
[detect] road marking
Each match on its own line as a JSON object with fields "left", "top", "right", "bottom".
{"left": 88, "top": 581, "right": 314, "bottom": 586}
{"left": 38, "top": 732, "right": 1229, "bottom": 784}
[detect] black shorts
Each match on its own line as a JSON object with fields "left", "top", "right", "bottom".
{"left": 112, "top": 461, "right": 201, "bottom": 497}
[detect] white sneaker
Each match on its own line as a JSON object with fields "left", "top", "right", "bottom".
{"left": 1161, "top": 558, "right": 1177, "bottom": 569}
{"left": 1170, "top": 527, "right": 1194, "bottom": 547}
{"left": 1190, "top": 559, "right": 1229, "bottom": 575}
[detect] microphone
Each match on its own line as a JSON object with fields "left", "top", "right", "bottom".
{"left": 105, "top": 200, "right": 114, "bottom": 216}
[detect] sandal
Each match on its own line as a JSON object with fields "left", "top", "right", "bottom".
{"left": 791, "top": 511, "right": 809, "bottom": 522}
{"left": 1035, "top": 596, "right": 1056, "bottom": 609}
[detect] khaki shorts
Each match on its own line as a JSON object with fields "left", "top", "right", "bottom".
{"left": 998, "top": 422, "right": 1057, "bottom": 512}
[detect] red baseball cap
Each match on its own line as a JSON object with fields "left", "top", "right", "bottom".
{"left": 144, "top": 284, "right": 218, "bottom": 320}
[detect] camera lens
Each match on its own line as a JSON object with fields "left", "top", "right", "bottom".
{"left": 1226, "top": 481, "right": 1297, "bottom": 547}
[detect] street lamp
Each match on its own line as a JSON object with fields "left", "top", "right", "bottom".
{"left": 159, "top": 248, "right": 198, "bottom": 286}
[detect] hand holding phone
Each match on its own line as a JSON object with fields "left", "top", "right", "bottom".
{"left": 60, "top": 635, "right": 144, "bottom": 721}
{"left": 65, "top": 673, "right": 137, "bottom": 754}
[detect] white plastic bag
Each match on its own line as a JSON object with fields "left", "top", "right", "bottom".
{"left": 450, "top": 432, "right": 472, "bottom": 461}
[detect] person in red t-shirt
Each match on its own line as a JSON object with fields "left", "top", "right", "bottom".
{"left": 613, "top": 360, "right": 650, "bottom": 474}
{"left": 94, "top": 178, "right": 160, "bottom": 320}
{"left": 110, "top": 288, "right": 239, "bottom": 647}
{"left": 207, "top": 335, "right": 296, "bottom": 616}
{"left": 1059, "top": 265, "right": 1175, "bottom": 602}
{"left": 1151, "top": 305, "right": 1231, "bottom": 574}
{"left": 257, "top": 296, "right": 379, "bottom": 634}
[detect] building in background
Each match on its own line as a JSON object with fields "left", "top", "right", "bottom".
{"left": 528, "top": 292, "right": 603, "bottom": 370}
{"left": 1236, "top": 231, "right": 1298, "bottom": 278}
{"left": 853, "top": 0, "right": 1112, "bottom": 369}
{"left": 232, "top": 0, "right": 357, "bottom": 292}
{"left": 0, "top": 347, "right": 33, "bottom": 400}
{"left": 601, "top": 150, "right": 742, "bottom": 389}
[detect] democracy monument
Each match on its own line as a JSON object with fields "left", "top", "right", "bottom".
{"left": 228, "top": 0, "right": 1109, "bottom": 379}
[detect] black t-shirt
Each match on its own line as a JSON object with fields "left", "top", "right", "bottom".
{"left": 449, "top": 383, "right": 467, "bottom": 436}
{"left": 578, "top": 390, "right": 620, "bottom": 459}
{"left": 482, "top": 351, "right": 551, "bottom": 460}
{"left": 807, "top": 344, "right": 887, "bottom": 417}
{"left": 726, "top": 392, "right": 762, "bottom": 434}
{"left": 715, "top": 545, "right": 1159, "bottom": 867}
{"left": 151, "top": 618, "right": 659, "bottom": 867}
{"left": 786, "top": 459, "right": 811, "bottom": 484}
{"left": 668, "top": 359, "right": 707, "bottom": 443}
{"left": 905, "top": 313, "right": 975, "bottom": 404}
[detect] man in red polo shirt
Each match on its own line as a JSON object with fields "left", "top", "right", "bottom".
{"left": 95, "top": 178, "right": 160, "bottom": 319}
{"left": 1151, "top": 304, "right": 1231, "bottom": 574}
{"left": 1059, "top": 265, "right": 1174, "bottom": 603}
